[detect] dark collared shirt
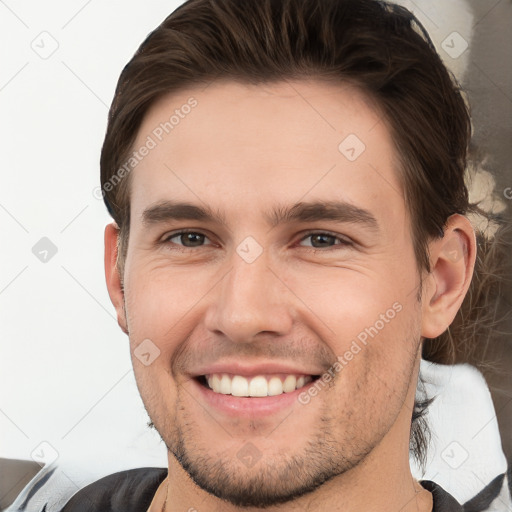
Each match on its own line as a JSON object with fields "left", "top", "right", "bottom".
{"left": 58, "top": 467, "right": 466, "bottom": 511}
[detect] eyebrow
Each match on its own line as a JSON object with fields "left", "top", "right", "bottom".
{"left": 141, "top": 199, "right": 379, "bottom": 233}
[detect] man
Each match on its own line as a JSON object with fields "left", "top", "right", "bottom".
{"left": 60, "top": 0, "right": 489, "bottom": 510}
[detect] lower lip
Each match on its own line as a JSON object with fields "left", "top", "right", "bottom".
{"left": 191, "top": 377, "right": 316, "bottom": 417}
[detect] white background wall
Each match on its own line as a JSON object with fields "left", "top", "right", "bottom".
{"left": 0, "top": 0, "right": 187, "bottom": 471}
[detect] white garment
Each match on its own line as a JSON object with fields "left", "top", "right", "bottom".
{"left": 411, "top": 359, "right": 510, "bottom": 510}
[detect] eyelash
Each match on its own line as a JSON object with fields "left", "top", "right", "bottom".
{"left": 160, "top": 229, "right": 353, "bottom": 252}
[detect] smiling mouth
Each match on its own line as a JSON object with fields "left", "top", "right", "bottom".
{"left": 195, "top": 373, "right": 320, "bottom": 397}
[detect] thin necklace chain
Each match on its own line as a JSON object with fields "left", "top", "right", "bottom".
{"left": 161, "top": 478, "right": 169, "bottom": 512}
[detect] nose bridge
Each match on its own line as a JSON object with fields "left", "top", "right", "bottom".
{"left": 205, "top": 243, "right": 293, "bottom": 342}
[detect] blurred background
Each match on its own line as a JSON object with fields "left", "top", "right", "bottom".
{"left": 1, "top": 0, "right": 511, "bottom": 508}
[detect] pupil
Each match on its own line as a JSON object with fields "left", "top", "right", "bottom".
{"left": 184, "top": 233, "right": 203, "bottom": 246}
{"left": 312, "top": 234, "right": 333, "bottom": 247}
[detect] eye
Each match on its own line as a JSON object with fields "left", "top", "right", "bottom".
{"left": 159, "top": 230, "right": 352, "bottom": 252}
{"left": 298, "top": 231, "right": 352, "bottom": 250}
{"left": 162, "top": 230, "right": 213, "bottom": 248}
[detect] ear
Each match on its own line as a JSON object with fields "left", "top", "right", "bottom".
{"left": 104, "top": 222, "right": 129, "bottom": 335}
{"left": 421, "top": 214, "right": 476, "bottom": 339}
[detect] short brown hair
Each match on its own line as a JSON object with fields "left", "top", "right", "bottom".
{"left": 100, "top": 0, "right": 507, "bottom": 467}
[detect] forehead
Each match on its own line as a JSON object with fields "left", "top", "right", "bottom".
{"left": 128, "top": 79, "right": 405, "bottom": 229}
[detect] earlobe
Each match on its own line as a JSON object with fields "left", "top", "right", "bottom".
{"left": 104, "top": 222, "right": 129, "bottom": 335}
{"left": 421, "top": 214, "right": 476, "bottom": 339}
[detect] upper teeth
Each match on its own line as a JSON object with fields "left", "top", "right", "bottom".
{"left": 205, "top": 373, "right": 313, "bottom": 397}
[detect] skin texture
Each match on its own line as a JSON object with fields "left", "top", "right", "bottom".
{"left": 104, "top": 80, "right": 476, "bottom": 511}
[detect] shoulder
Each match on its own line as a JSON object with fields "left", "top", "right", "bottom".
{"left": 420, "top": 480, "right": 463, "bottom": 511}
{"left": 60, "top": 467, "right": 167, "bottom": 512}
{"left": 420, "top": 476, "right": 510, "bottom": 512}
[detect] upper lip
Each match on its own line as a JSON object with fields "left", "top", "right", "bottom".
{"left": 190, "top": 360, "right": 325, "bottom": 378}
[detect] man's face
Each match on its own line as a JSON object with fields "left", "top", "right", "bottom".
{"left": 120, "top": 80, "right": 424, "bottom": 507}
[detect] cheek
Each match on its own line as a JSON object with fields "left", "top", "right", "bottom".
{"left": 124, "top": 265, "right": 214, "bottom": 408}
{"left": 124, "top": 262, "right": 213, "bottom": 340}
{"left": 131, "top": 358, "right": 180, "bottom": 433}
{"left": 329, "top": 301, "right": 421, "bottom": 431}
{"left": 285, "top": 261, "right": 422, "bottom": 402}
{"left": 285, "top": 263, "right": 413, "bottom": 340}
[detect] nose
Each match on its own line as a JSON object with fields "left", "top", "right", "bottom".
{"left": 204, "top": 246, "right": 294, "bottom": 343}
